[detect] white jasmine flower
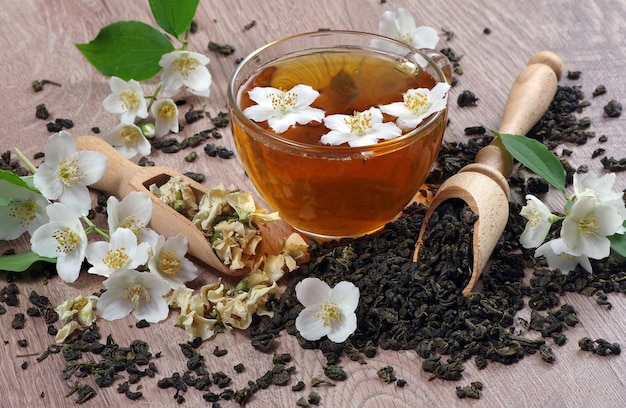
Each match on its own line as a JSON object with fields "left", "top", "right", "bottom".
{"left": 243, "top": 85, "right": 325, "bottom": 134}
{"left": 159, "top": 50, "right": 212, "bottom": 97}
{"left": 33, "top": 131, "right": 108, "bottom": 216}
{"left": 0, "top": 180, "right": 50, "bottom": 240}
{"left": 151, "top": 98, "right": 179, "bottom": 137}
{"left": 519, "top": 194, "right": 557, "bottom": 249}
{"left": 106, "top": 191, "right": 154, "bottom": 242}
{"left": 535, "top": 238, "right": 592, "bottom": 274}
{"left": 30, "top": 202, "right": 88, "bottom": 283}
{"left": 561, "top": 196, "right": 623, "bottom": 260}
{"left": 321, "top": 107, "right": 402, "bottom": 147}
{"left": 379, "top": 8, "right": 439, "bottom": 49}
{"left": 573, "top": 172, "right": 626, "bottom": 233}
{"left": 102, "top": 124, "right": 151, "bottom": 159}
{"left": 295, "top": 277, "right": 359, "bottom": 343}
{"left": 379, "top": 82, "right": 450, "bottom": 130}
{"left": 85, "top": 228, "right": 151, "bottom": 277}
{"left": 147, "top": 233, "right": 198, "bottom": 289}
{"left": 97, "top": 269, "right": 170, "bottom": 323}
{"left": 102, "top": 76, "right": 148, "bottom": 125}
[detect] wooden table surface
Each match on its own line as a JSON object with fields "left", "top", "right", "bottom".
{"left": 1, "top": 1, "right": 626, "bottom": 407}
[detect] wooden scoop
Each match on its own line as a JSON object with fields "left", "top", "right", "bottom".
{"left": 76, "top": 135, "right": 239, "bottom": 276}
{"left": 413, "top": 51, "right": 564, "bottom": 295}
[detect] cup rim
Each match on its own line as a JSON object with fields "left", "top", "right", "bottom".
{"left": 227, "top": 29, "right": 448, "bottom": 154}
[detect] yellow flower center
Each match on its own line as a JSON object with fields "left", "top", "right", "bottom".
{"left": 345, "top": 111, "right": 373, "bottom": 135}
{"left": 72, "top": 297, "right": 88, "bottom": 311}
{"left": 395, "top": 33, "right": 414, "bottom": 46}
{"left": 119, "top": 215, "right": 145, "bottom": 235}
{"left": 269, "top": 91, "right": 297, "bottom": 113}
{"left": 120, "top": 90, "right": 139, "bottom": 111}
{"left": 103, "top": 247, "right": 129, "bottom": 270}
{"left": 404, "top": 91, "right": 429, "bottom": 115}
{"left": 174, "top": 55, "right": 198, "bottom": 79}
{"left": 8, "top": 199, "right": 37, "bottom": 226}
{"left": 315, "top": 301, "right": 341, "bottom": 327}
{"left": 57, "top": 156, "right": 86, "bottom": 187}
{"left": 527, "top": 207, "right": 542, "bottom": 228}
{"left": 158, "top": 103, "right": 177, "bottom": 124}
{"left": 159, "top": 250, "right": 181, "bottom": 276}
{"left": 578, "top": 216, "right": 601, "bottom": 237}
{"left": 123, "top": 283, "right": 151, "bottom": 309}
{"left": 52, "top": 227, "right": 80, "bottom": 254}
{"left": 120, "top": 125, "right": 141, "bottom": 147}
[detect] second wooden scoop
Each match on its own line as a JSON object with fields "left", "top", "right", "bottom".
{"left": 413, "top": 51, "right": 564, "bottom": 295}
{"left": 76, "top": 135, "right": 239, "bottom": 276}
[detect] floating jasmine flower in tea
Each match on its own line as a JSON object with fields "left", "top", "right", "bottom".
{"left": 379, "top": 82, "right": 451, "bottom": 131}
{"left": 243, "top": 84, "right": 325, "bottom": 134}
{"left": 321, "top": 107, "right": 402, "bottom": 147}
{"left": 295, "top": 277, "right": 359, "bottom": 343}
{"left": 102, "top": 76, "right": 149, "bottom": 125}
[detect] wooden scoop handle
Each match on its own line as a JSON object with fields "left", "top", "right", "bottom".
{"left": 473, "top": 51, "right": 563, "bottom": 178}
{"left": 75, "top": 136, "right": 145, "bottom": 197}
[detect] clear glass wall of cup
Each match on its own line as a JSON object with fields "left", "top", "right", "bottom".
{"left": 228, "top": 30, "right": 452, "bottom": 239}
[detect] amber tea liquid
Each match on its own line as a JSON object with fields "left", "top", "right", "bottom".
{"left": 232, "top": 48, "right": 447, "bottom": 238}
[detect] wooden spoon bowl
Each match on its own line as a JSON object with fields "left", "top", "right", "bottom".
{"left": 77, "top": 135, "right": 240, "bottom": 276}
{"left": 414, "top": 51, "right": 564, "bottom": 295}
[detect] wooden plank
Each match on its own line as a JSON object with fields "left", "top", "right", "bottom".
{"left": 1, "top": 0, "right": 625, "bottom": 407}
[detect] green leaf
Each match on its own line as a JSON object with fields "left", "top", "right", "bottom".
{"left": 149, "top": 0, "right": 200, "bottom": 38}
{"left": 75, "top": 21, "right": 174, "bottom": 81}
{"left": 0, "top": 251, "right": 56, "bottom": 272}
{"left": 495, "top": 131, "right": 566, "bottom": 193}
{"left": 608, "top": 221, "right": 626, "bottom": 257}
{"left": 0, "top": 170, "right": 34, "bottom": 190}
{"left": 0, "top": 170, "right": 40, "bottom": 206}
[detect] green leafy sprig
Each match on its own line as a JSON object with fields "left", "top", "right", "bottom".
{"left": 75, "top": 0, "right": 200, "bottom": 81}
{"left": 493, "top": 130, "right": 626, "bottom": 257}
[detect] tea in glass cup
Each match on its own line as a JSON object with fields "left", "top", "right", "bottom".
{"left": 228, "top": 30, "right": 451, "bottom": 239}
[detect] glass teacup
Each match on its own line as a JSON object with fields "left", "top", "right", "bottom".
{"left": 228, "top": 30, "right": 451, "bottom": 239}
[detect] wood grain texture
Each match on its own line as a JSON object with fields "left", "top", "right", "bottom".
{"left": 1, "top": 1, "right": 625, "bottom": 407}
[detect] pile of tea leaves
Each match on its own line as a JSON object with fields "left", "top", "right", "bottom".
{"left": 249, "top": 82, "right": 626, "bottom": 397}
